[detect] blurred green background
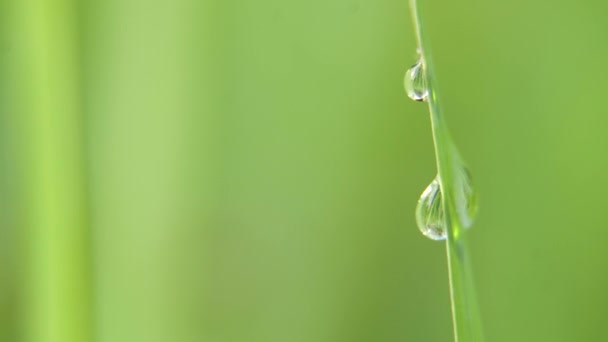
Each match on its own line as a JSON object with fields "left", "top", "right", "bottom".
{"left": 1, "top": 0, "right": 608, "bottom": 341}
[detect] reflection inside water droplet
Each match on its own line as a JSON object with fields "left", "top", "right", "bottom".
{"left": 404, "top": 58, "right": 428, "bottom": 102}
{"left": 416, "top": 175, "right": 446, "bottom": 240}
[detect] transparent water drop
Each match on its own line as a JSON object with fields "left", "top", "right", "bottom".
{"left": 453, "top": 165, "right": 478, "bottom": 229}
{"left": 416, "top": 175, "right": 446, "bottom": 240}
{"left": 404, "top": 58, "right": 429, "bottom": 102}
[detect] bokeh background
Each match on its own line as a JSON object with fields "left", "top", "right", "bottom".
{"left": 1, "top": 0, "right": 607, "bottom": 341}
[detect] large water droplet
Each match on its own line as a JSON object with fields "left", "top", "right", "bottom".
{"left": 404, "top": 58, "right": 428, "bottom": 102}
{"left": 453, "top": 165, "right": 478, "bottom": 229}
{"left": 416, "top": 176, "right": 446, "bottom": 240}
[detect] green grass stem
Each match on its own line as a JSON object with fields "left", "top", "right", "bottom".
{"left": 409, "top": 0, "right": 484, "bottom": 341}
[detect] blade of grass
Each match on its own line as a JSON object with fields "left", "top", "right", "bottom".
{"left": 409, "top": 0, "right": 484, "bottom": 341}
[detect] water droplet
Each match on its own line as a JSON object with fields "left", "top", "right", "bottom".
{"left": 404, "top": 58, "right": 428, "bottom": 102}
{"left": 416, "top": 176, "right": 446, "bottom": 240}
{"left": 453, "top": 166, "right": 478, "bottom": 229}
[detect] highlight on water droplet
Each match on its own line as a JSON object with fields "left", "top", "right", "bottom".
{"left": 404, "top": 58, "right": 429, "bottom": 102}
{"left": 453, "top": 165, "right": 478, "bottom": 229}
{"left": 415, "top": 175, "right": 446, "bottom": 240}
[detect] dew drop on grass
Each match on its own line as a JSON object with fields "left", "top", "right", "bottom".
{"left": 404, "top": 58, "right": 428, "bottom": 102}
{"left": 416, "top": 166, "right": 479, "bottom": 241}
{"left": 416, "top": 175, "right": 446, "bottom": 240}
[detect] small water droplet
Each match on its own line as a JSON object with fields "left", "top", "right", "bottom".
{"left": 454, "top": 166, "right": 478, "bottom": 229}
{"left": 416, "top": 176, "right": 446, "bottom": 240}
{"left": 404, "top": 58, "right": 428, "bottom": 102}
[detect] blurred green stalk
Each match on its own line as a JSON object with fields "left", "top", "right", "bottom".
{"left": 10, "top": 0, "right": 92, "bottom": 341}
